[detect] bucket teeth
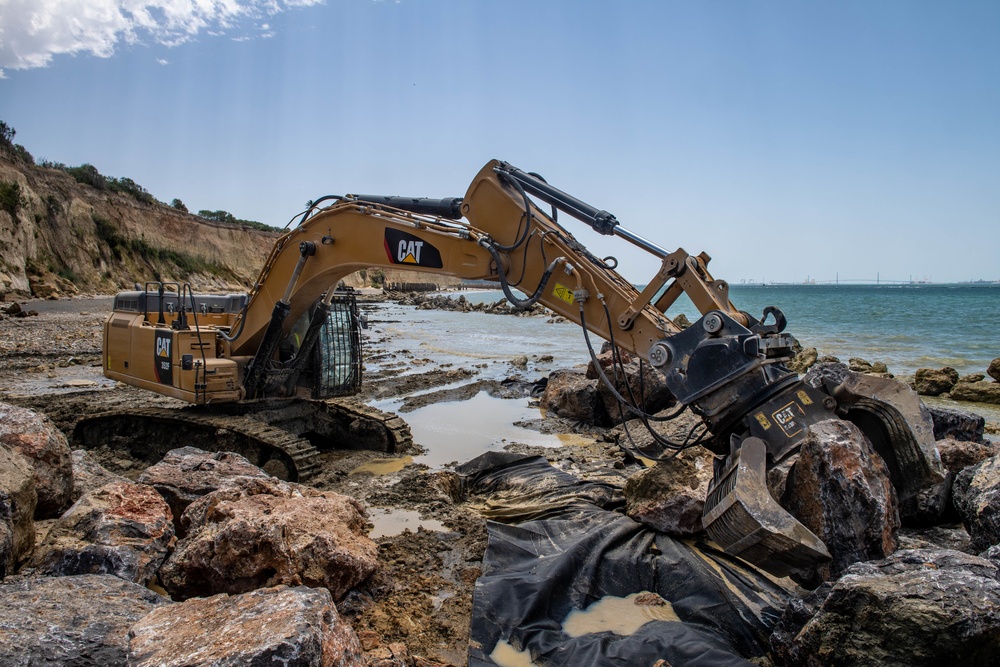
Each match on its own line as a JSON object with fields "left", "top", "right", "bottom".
{"left": 703, "top": 437, "right": 830, "bottom": 577}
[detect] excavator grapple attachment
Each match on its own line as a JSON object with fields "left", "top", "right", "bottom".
{"left": 702, "top": 437, "right": 831, "bottom": 577}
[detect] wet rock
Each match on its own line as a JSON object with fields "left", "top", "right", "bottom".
{"left": 953, "top": 455, "right": 1000, "bottom": 552}
{"left": 0, "top": 402, "right": 74, "bottom": 519}
{"left": 781, "top": 419, "right": 899, "bottom": 582}
{"left": 913, "top": 367, "right": 959, "bottom": 396}
{"left": 848, "top": 357, "right": 874, "bottom": 374}
{"left": 0, "top": 446, "right": 36, "bottom": 578}
{"left": 70, "top": 449, "right": 129, "bottom": 502}
{"left": 540, "top": 369, "right": 607, "bottom": 425}
{"left": 137, "top": 446, "right": 268, "bottom": 530}
{"left": 160, "top": 476, "right": 378, "bottom": 600}
{"left": 0, "top": 574, "right": 168, "bottom": 667}
{"left": 509, "top": 354, "right": 528, "bottom": 370}
{"left": 128, "top": 585, "right": 363, "bottom": 667}
{"left": 769, "top": 548, "right": 1000, "bottom": 667}
{"left": 928, "top": 406, "right": 987, "bottom": 442}
{"left": 29, "top": 481, "right": 174, "bottom": 584}
{"left": 959, "top": 373, "right": 986, "bottom": 384}
{"left": 787, "top": 347, "right": 818, "bottom": 374}
{"left": 623, "top": 447, "right": 715, "bottom": 535}
{"left": 989, "top": 358, "right": 1000, "bottom": 383}
{"left": 950, "top": 380, "right": 1000, "bottom": 405}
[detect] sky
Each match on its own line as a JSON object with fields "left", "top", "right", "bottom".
{"left": 0, "top": 0, "right": 998, "bottom": 285}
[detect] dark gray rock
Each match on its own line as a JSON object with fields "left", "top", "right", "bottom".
{"left": 953, "top": 455, "right": 1000, "bottom": 552}
{"left": 0, "top": 446, "right": 36, "bottom": 579}
{"left": 0, "top": 402, "right": 73, "bottom": 519}
{"left": 928, "top": 406, "right": 987, "bottom": 443}
{"left": 0, "top": 574, "right": 167, "bottom": 666}
{"left": 802, "top": 361, "right": 851, "bottom": 391}
{"left": 913, "top": 367, "right": 959, "bottom": 397}
{"left": 137, "top": 446, "right": 268, "bottom": 531}
{"left": 781, "top": 419, "right": 899, "bottom": 582}
{"left": 29, "top": 481, "right": 175, "bottom": 584}
{"left": 128, "top": 585, "right": 363, "bottom": 667}
{"left": 769, "top": 548, "right": 1000, "bottom": 667}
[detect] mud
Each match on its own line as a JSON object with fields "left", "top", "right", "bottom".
{"left": 0, "top": 293, "right": 624, "bottom": 665}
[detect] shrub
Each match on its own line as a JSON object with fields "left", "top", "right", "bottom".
{"left": 0, "top": 181, "right": 23, "bottom": 219}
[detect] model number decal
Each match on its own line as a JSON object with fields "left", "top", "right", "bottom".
{"left": 154, "top": 330, "right": 173, "bottom": 385}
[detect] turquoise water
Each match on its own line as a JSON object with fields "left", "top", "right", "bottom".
{"left": 431, "top": 283, "right": 999, "bottom": 379}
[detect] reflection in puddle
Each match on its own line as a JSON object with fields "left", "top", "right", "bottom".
{"left": 375, "top": 391, "right": 566, "bottom": 468}
{"left": 562, "top": 592, "right": 680, "bottom": 637}
{"left": 489, "top": 639, "right": 537, "bottom": 667}
{"left": 350, "top": 456, "right": 413, "bottom": 476}
{"left": 367, "top": 508, "right": 448, "bottom": 538}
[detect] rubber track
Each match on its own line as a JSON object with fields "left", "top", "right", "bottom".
{"left": 326, "top": 399, "right": 415, "bottom": 454}
{"left": 77, "top": 407, "right": 323, "bottom": 481}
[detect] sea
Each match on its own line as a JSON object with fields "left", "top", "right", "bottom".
{"left": 363, "top": 283, "right": 1000, "bottom": 465}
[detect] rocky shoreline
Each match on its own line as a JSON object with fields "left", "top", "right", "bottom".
{"left": 3, "top": 292, "right": 1000, "bottom": 665}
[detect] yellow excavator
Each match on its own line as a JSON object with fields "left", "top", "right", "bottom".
{"left": 83, "top": 159, "right": 942, "bottom": 575}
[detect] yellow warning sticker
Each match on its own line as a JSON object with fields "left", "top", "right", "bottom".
{"left": 553, "top": 283, "right": 575, "bottom": 305}
{"left": 754, "top": 412, "right": 772, "bottom": 430}
{"left": 796, "top": 389, "right": 813, "bottom": 406}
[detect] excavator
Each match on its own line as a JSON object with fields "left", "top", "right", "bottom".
{"left": 81, "top": 159, "right": 942, "bottom": 576}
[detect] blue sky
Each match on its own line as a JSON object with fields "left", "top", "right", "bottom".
{"left": 1, "top": 0, "right": 998, "bottom": 284}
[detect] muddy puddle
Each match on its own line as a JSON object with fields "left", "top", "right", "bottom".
{"left": 373, "top": 390, "right": 568, "bottom": 468}
{"left": 367, "top": 507, "right": 449, "bottom": 538}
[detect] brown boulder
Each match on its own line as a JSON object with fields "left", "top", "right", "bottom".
{"left": 782, "top": 419, "right": 900, "bottom": 582}
{"left": 29, "top": 481, "right": 175, "bottom": 584}
{"left": 0, "top": 446, "right": 36, "bottom": 578}
{"left": 913, "top": 367, "right": 959, "bottom": 397}
{"left": 137, "top": 446, "right": 269, "bottom": 530}
{"left": 541, "top": 369, "right": 608, "bottom": 425}
{"left": 950, "top": 381, "right": 1000, "bottom": 405}
{"left": 128, "top": 585, "right": 363, "bottom": 667}
{"left": 787, "top": 347, "right": 818, "bottom": 374}
{"left": 0, "top": 402, "right": 73, "bottom": 518}
{"left": 160, "top": 477, "right": 378, "bottom": 600}
{"left": 623, "top": 447, "right": 716, "bottom": 535}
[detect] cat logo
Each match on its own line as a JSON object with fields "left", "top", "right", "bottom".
{"left": 154, "top": 330, "right": 173, "bottom": 385}
{"left": 384, "top": 228, "right": 443, "bottom": 269}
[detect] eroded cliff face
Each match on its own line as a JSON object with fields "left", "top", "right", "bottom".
{"left": 0, "top": 154, "right": 279, "bottom": 299}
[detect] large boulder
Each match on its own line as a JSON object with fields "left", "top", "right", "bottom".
{"left": 781, "top": 420, "right": 899, "bottom": 582}
{"left": 0, "top": 446, "right": 36, "bottom": 579}
{"left": 903, "top": 438, "right": 1000, "bottom": 527}
{"left": 623, "top": 446, "right": 715, "bottom": 535}
{"left": 0, "top": 574, "right": 168, "bottom": 666}
{"left": 787, "top": 347, "right": 819, "bottom": 374}
{"left": 70, "top": 449, "right": 129, "bottom": 502}
{"left": 953, "top": 455, "right": 1000, "bottom": 552}
{"left": 541, "top": 369, "right": 608, "bottom": 425}
{"left": 128, "top": 585, "right": 363, "bottom": 667}
{"left": 950, "top": 381, "right": 1000, "bottom": 405}
{"left": 160, "top": 477, "right": 378, "bottom": 600}
{"left": 769, "top": 548, "right": 1000, "bottom": 666}
{"left": 137, "top": 446, "right": 269, "bottom": 531}
{"left": 928, "top": 405, "right": 987, "bottom": 443}
{"left": 913, "top": 368, "right": 959, "bottom": 396}
{"left": 0, "top": 402, "right": 73, "bottom": 518}
{"left": 29, "top": 481, "right": 175, "bottom": 585}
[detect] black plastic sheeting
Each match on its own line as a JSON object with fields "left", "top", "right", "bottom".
{"left": 460, "top": 453, "right": 798, "bottom": 667}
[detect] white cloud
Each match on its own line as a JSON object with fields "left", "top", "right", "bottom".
{"left": 0, "top": 0, "right": 324, "bottom": 75}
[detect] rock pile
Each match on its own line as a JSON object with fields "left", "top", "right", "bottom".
{"left": 0, "top": 402, "right": 381, "bottom": 666}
